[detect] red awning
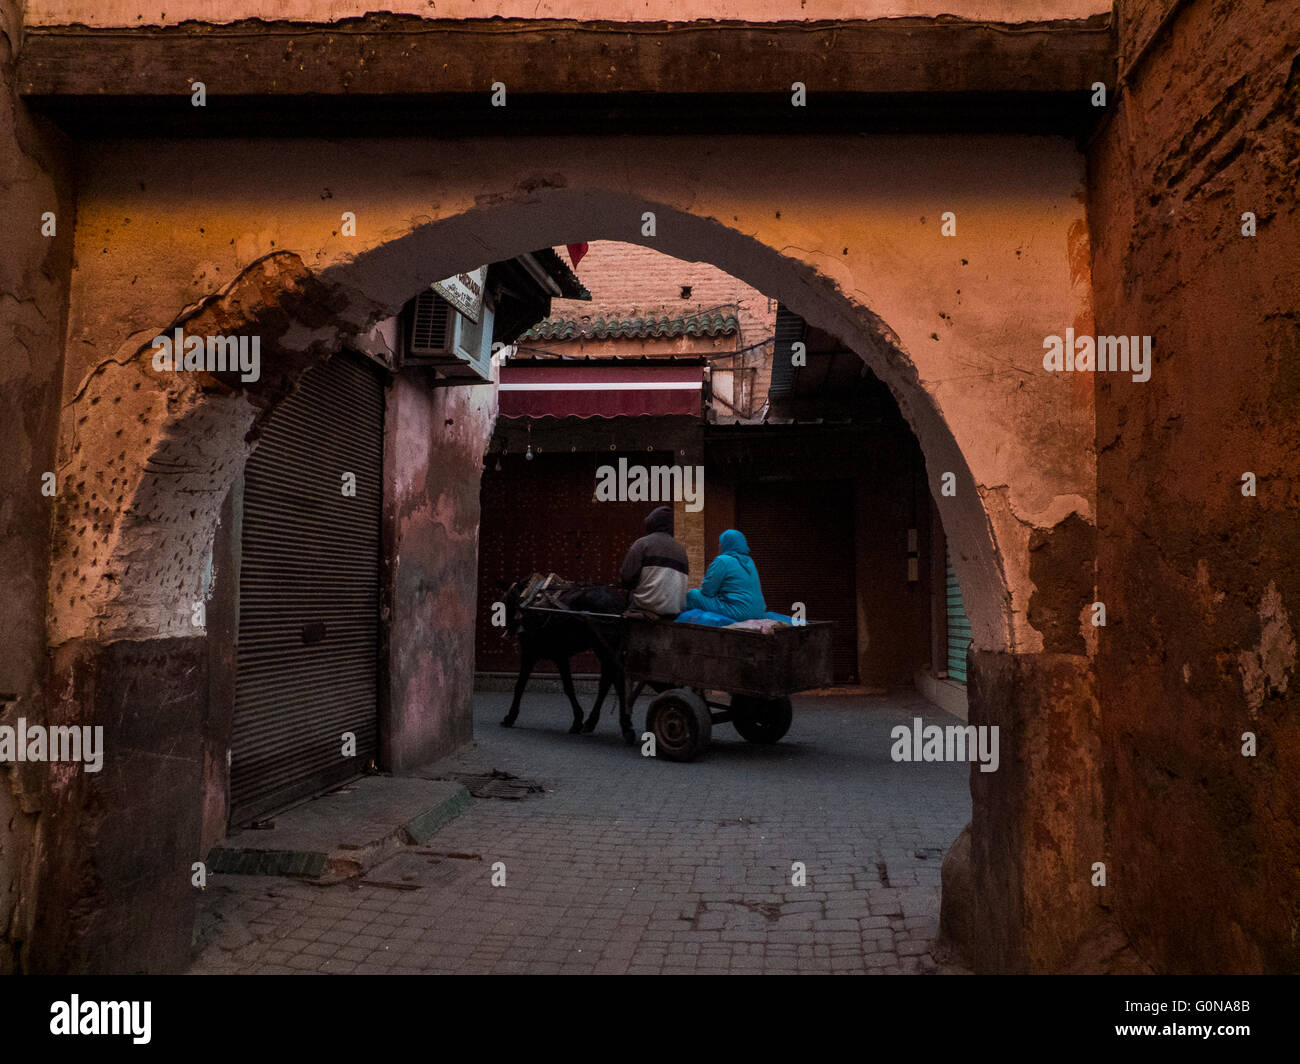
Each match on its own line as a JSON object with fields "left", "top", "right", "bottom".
{"left": 499, "top": 364, "right": 703, "bottom": 418}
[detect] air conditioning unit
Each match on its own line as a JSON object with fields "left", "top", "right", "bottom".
{"left": 404, "top": 290, "right": 495, "bottom": 384}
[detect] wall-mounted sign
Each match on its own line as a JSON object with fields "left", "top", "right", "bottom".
{"left": 431, "top": 265, "right": 488, "bottom": 324}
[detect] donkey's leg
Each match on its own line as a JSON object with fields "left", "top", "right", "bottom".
{"left": 502, "top": 647, "right": 536, "bottom": 728}
{"left": 556, "top": 658, "right": 586, "bottom": 734}
{"left": 617, "top": 669, "right": 636, "bottom": 745}
{"left": 582, "top": 665, "right": 611, "bottom": 734}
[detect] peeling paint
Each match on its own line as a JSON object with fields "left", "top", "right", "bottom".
{"left": 1238, "top": 581, "right": 1296, "bottom": 717}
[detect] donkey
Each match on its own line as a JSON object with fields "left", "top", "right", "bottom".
{"left": 499, "top": 577, "right": 636, "bottom": 743}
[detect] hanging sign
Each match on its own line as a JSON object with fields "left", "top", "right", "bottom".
{"left": 431, "top": 265, "right": 488, "bottom": 324}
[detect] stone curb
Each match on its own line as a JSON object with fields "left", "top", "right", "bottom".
{"left": 207, "top": 783, "right": 473, "bottom": 883}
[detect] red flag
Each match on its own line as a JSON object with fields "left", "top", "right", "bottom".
{"left": 566, "top": 242, "right": 588, "bottom": 268}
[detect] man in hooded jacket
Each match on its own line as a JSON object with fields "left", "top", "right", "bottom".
{"left": 620, "top": 505, "right": 689, "bottom": 618}
{"left": 685, "top": 529, "right": 767, "bottom": 621}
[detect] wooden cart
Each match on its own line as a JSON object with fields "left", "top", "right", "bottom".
{"left": 622, "top": 617, "right": 834, "bottom": 762}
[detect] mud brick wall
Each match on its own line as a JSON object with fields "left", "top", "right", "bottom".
{"left": 0, "top": 0, "right": 74, "bottom": 973}
{"left": 1087, "top": 0, "right": 1300, "bottom": 972}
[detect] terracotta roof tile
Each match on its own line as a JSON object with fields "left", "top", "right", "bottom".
{"left": 520, "top": 311, "right": 738, "bottom": 342}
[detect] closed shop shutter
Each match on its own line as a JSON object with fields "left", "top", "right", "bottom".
{"left": 945, "top": 548, "right": 973, "bottom": 685}
{"left": 231, "top": 354, "right": 385, "bottom": 824}
{"left": 736, "top": 479, "right": 858, "bottom": 683}
{"left": 766, "top": 305, "right": 806, "bottom": 399}
{"left": 476, "top": 452, "right": 650, "bottom": 674}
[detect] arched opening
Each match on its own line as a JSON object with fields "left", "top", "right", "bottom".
{"left": 473, "top": 238, "right": 959, "bottom": 699}
{"left": 43, "top": 185, "right": 1066, "bottom": 975}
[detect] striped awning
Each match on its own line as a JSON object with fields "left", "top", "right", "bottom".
{"left": 498, "top": 364, "right": 703, "bottom": 418}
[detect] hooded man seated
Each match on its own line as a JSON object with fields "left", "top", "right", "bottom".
{"left": 685, "top": 529, "right": 767, "bottom": 622}
{"left": 620, "top": 505, "right": 689, "bottom": 619}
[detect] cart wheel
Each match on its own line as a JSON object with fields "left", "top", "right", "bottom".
{"left": 731, "top": 695, "right": 793, "bottom": 744}
{"left": 646, "top": 688, "right": 712, "bottom": 762}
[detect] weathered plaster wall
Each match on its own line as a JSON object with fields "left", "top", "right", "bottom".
{"left": 36, "top": 254, "right": 353, "bottom": 971}
{"left": 1087, "top": 0, "right": 1300, "bottom": 972}
{"left": 24, "top": 1, "right": 1110, "bottom": 29}
{"left": 49, "top": 250, "right": 356, "bottom": 649}
{"left": 33, "top": 636, "right": 207, "bottom": 974}
{"left": 54, "top": 133, "right": 1097, "bottom": 662}
{"left": 0, "top": 0, "right": 73, "bottom": 973}
{"left": 942, "top": 650, "right": 1123, "bottom": 973}
{"left": 382, "top": 371, "right": 496, "bottom": 773}
{"left": 201, "top": 481, "right": 240, "bottom": 859}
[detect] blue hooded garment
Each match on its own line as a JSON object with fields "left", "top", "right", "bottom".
{"left": 685, "top": 529, "right": 767, "bottom": 621}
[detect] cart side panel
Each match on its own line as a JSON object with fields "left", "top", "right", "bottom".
{"left": 624, "top": 620, "right": 833, "bottom": 697}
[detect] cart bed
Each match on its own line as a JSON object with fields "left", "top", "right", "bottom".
{"left": 623, "top": 618, "right": 833, "bottom": 698}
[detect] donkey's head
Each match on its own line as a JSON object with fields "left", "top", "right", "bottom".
{"left": 501, "top": 579, "right": 527, "bottom": 638}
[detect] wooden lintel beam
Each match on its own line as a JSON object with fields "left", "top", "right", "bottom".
{"left": 18, "top": 15, "right": 1114, "bottom": 102}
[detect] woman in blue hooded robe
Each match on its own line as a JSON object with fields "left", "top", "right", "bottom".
{"left": 684, "top": 529, "right": 767, "bottom": 621}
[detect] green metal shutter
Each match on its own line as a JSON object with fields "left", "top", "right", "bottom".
{"left": 231, "top": 354, "right": 384, "bottom": 824}
{"left": 767, "top": 304, "right": 806, "bottom": 400}
{"left": 945, "top": 549, "right": 973, "bottom": 685}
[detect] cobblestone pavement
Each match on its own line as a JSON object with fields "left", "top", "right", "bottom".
{"left": 192, "top": 690, "right": 972, "bottom": 974}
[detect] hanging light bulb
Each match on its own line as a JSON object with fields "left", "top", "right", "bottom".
{"left": 525, "top": 444, "right": 534, "bottom": 461}
{"left": 494, "top": 456, "right": 502, "bottom": 472}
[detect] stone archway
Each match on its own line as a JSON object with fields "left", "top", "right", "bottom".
{"left": 39, "top": 167, "right": 1101, "bottom": 974}
{"left": 50, "top": 189, "right": 1015, "bottom": 657}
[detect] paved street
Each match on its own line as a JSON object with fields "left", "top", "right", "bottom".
{"left": 192, "top": 690, "right": 972, "bottom": 975}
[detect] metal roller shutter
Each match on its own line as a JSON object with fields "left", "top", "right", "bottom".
{"left": 945, "top": 548, "right": 973, "bottom": 685}
{"left": 231, "top": 354, "right": 385, "bottom": 824}
{"left": 767, "top": 304, "right": 807, "bottom": 399}
{"left": 736, "top": 480, "right": 858, "bottom": 683}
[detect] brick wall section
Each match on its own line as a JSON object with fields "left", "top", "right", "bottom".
{"left": 674, "top": 498, "right": 707, "bottom": 589}
{"left": 546, "top": 241, "right": 777, "bottom": 419}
